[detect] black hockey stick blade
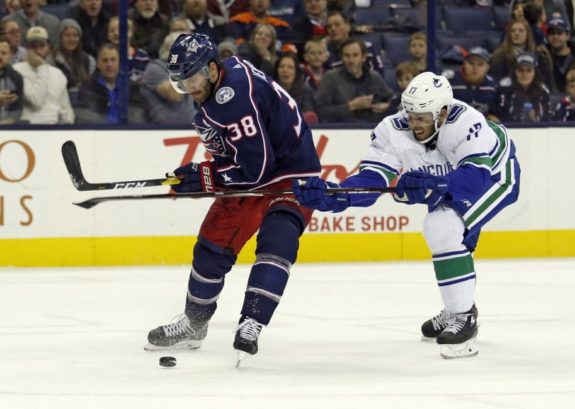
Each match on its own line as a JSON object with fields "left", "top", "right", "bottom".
{"left": 73, "top": 187, "right": 395, "bottom": 209}
{"left": 61, "top": 140, "right": 180, "bottom": 191}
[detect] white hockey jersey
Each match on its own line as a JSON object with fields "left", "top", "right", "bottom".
{"left": 360, "top": 99, "right": 512, "bottom": 186}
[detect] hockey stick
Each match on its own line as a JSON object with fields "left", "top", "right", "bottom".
{"left": 61, "top": 140, "right": 180, "bottom": 191}
{"left": 73, "top": 186, "right": 395, "bottom": 209}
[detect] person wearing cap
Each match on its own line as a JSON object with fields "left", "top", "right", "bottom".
{"left": 545, "top": 17, "right": 575, "bottom": 92}
{"left": 442, "top": 46, "right": 497, "bottom": 116}
{"left": 52, "top": 18, "right": 95, "bottom": 105}
{"left": 13, "top": 26, "right": 74, "bottom": 124}
{"left": 217, "top": 38, "right": 239, "bottom": 60}
{"left": 490, "top": 51, "right": 553, "bottom": 123}
{"left": 1, "top": 0, "right": 60, "bottom": 45}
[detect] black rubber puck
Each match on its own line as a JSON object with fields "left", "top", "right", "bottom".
{"left": 159, "top": 356, "right": 177, "bottom": 367}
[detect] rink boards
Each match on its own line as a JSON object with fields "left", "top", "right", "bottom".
{"left": 0, "top": 128, "right": 573, "bottom": 267}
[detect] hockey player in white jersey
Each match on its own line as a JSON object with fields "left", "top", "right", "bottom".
{"left": 293, "top": 72, "right": 521, "bottom": 359}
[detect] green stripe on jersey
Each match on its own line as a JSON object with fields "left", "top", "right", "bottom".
{"left": 433, "top": 254, "right": 475, "bottom": 281}
{"left": 461, "top": 155, "right": 492, "bottom": 168}
{"left": 487, "top": 121, "right": 509, "bottom": 167}
{"left": 465, "top": 158, "right": 512, "bottom": 227}
{"left": 359, "top": 164, "right": 398, "bottom": 185}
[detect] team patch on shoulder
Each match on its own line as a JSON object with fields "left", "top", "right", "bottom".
{"left": 216, "top": 87, "right": 235, "bottom": 104}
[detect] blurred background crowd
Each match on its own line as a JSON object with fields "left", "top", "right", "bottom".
{"left": 0, "top": 0, "right": 574, "bottom": 126}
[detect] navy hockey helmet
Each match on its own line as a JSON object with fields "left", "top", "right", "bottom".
{"left": 167, "top": 33, "right": 220, "bottom": 94}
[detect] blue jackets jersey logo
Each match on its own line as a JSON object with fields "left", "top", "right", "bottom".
{"left": 216, "top": 87, "right": 235, "bottom": 104}
{"left": 195, "top": 122, "right": 227, "bottom": 155}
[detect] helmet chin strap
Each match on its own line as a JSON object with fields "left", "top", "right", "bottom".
{"left": 415, "top": 117, "right": 441, "bottom": 150}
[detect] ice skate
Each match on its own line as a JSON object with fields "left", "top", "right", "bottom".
{"left": 421, "top": 304, "right": 478, "bottom": 342}
{"left": 233, "top": 316, "right": 263, "bottom": 367}
{"left": 145, "top": 313, "right": 209, "bottom": 351}
{"left": 436, "top": 308, "right": 479, "bottom": 359}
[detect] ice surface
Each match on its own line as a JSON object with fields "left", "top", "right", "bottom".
{"left": 1, "top": 259, "right": 574, "bottom": 409}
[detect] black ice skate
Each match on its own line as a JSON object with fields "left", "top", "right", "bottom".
{"left": 233, "top": 316, "right": 263, "bottom": 367}
{"left": 421, "top": 304, "right": 478, "bottom": 342}
{"left": 145, "top": 313, "right": 208, "bottom": 351}
{"left": 436, "top": 307, "right": 479, "bottom": 359}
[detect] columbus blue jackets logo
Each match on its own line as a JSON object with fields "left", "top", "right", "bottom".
{"left": 195, "top": 123, "right": 227, "bottom": 155}
{"left": 215, "top": 87, "right": 235, "bottom": 104}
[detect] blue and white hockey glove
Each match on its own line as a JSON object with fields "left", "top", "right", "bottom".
{"left": 393, "top": 171, "right": 449, "bottom": 211}
{"left": 292, "top": 177, "right": 350, "bottom": 213}
{"left": 171, "top": 161, "right": 216, "bottom": 193}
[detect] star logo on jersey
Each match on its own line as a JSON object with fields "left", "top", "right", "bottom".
{"left": 195, "top": 123, "right": 226, "bottom": 155}
{"left": 215, "top": 87, "right": 235, "bottom": 104}
{"left": 222, "top": 173, "right": 232, "bottom": 183}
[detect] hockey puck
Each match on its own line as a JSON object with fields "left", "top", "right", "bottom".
{"left": 159, "top": 356, "right": 177, "bottom": 368}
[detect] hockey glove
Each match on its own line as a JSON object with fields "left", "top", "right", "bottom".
{"left": 292, "top": 177, "right": 349, "bottom": 213}
{"left": 393, "top": 171, "right": 449, "bottom": 211}
{"left": 171, "top": 161, "right": 216, "bottom": 193}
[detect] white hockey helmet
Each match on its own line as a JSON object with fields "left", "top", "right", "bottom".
{"left": 401, "top": 72, "right": 453, "bottom": 120}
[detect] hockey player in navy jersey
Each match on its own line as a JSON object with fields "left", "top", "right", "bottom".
{"left": 145, "top": 33, "right": 321, "bottom": 364}
{"left": 294, "top": 72, "right": 521, "bottom": 359}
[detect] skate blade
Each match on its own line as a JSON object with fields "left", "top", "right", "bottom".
{"left": 439, "top": 337, "right": 478, "bottom": 359}
{"left": 421, "top": 335, "right": 437, "bottom": 343}
{"left": 144, "top": 340, "right": 203, "bottom": 352}
{"left": 235, "top": 351, "right": 247, "bottom": 368}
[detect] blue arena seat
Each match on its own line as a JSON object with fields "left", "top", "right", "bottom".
{"left": 382, "top": 33, "right": 411, "bottom": 65}
{"left": 392, "top": 7, "right": 443, "bottom": 30}
{"left": 41, "top": 3, "right": 71, "bottom": 20}
{"left": 436, "top": 31, "right": 487, "bottom": 54}
{"left": 443, "top": 7, "right": 496, "bottom": 32}
{"left": 354, "top": 8, "right": 393, "bottom": 26}
{"left": 493, "top": 6, "right": 511, "bottom": 30}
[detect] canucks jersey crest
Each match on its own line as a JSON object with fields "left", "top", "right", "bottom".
{"left": 195, "top": 122, "right": 227, "bottom": 155}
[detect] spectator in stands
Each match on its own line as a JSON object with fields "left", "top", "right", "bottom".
{"left": 0, "top": 18, "right": 26, "bottom": 64}
{"left": 539, "top": 0, "right": 571, "bottom": 30}
{"left": 511, "top": 0, "right": 526, "bottom": 22}
{"left": 546, "top": 17, "right": 575, "bottom": 92}
{"left": 302, "top": 37, "right": 329, "bottom": 90}
{"left": 76, "top": 43, "right": 145, "bottom": 124}
{"left": 382, "top": 60, "right": 419, "bottom": 116}
{"left": 179, "top": 0, "right": 229, "bottom": 45}
{"left": 107, "top": 16, "right": 149, "bottom": 84}
{"left": 238, "top": 22, "right": 278, "bottom": 75}
{"left": 52, "top": 18, "right": 95, "bottom": 105}
{"left": 2, "top": 0, "right": 60, "bottom": 44}
{"left": 490, "top": 51, "right": 553, "bottom": 123}
{"left": 230, "top": 0, "right": 292, "bottom": 48}
{"left": 141, "top": 31, "right": 196, "bottom": 125}
{"left": 324, "top": 11, "right": 383, "bottom": 76}
{"left": 523, "top": 0, "right": 546, "bottom": 46}
{"left": 0, "top": 37, "right": 23, "bottom": 124}
{"left": 268, "top": 0, "right": 305, "bottom": 25}
{"left": 292, "top": 0, "right": 328, "bottom": 56}
{"left": 315, "top": 37, "right": 393, "bottom": 123}
{"left": 442, "top": 46, "right": 497, "bottom": 116}
{"left": 554, "top": 65, "right": 575, "bottom": 120}
{"left": 407, "top": 31, "right": 427, "bottom": 72}
{"left": 1, "top": 0, "right": 21, "bottom": 18}
{"left": 327, "top": 0, "right": 354, "bottom": 16}
{"left": 129, "top": 0, "right": 169, "bottom": 59}
{"left": 67, "top": 0, "right": 111, "bottom": 58}
{"left": 273, "top": 52, "right": 317, "bottom": 123}
{"left": 218, "top": 38, "right": 239, "bottom": 60}
{"left": 490, "top": 19, "right": 554, "bottom": 91}
{"left": 14, "top": 26, "right": 74, "bottom": 124}
{"left": 169, "top": 16, "right": 192, "bottom": 32}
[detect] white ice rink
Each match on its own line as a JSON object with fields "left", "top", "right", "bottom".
{"left": 1, "top": 258, "right": 574, "bottom": 409}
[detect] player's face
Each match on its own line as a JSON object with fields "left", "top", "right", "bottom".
{"left": 515, "top": 65, "right": 535, "bottom": 88}
{"left": 463, "top": 57, "right": 489, "bottom": 84}
{"left": 406, "top": 112, "right": 436, "bottom": 141}
{"left": 179, "top": 71, "right": 210, "bottom": 102}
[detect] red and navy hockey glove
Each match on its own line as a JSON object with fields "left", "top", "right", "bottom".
{"left": 171, "top": 161, "right": 217, "bottom": 193}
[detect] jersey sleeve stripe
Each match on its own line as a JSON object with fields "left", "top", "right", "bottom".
{"left": 360, "top": 160, "right": 400, "bottom": 176}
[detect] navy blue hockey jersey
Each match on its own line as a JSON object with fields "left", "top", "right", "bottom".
{"left": 193, "top": 56, "right": 321, "bottom": 189}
